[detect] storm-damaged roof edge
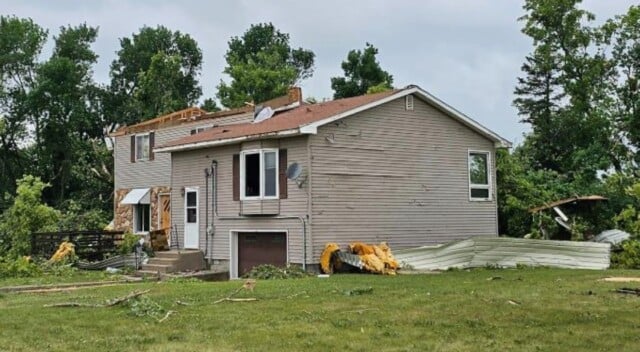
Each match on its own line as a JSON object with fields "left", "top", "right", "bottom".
{"left": 154, "top": 128, "right": 302, "bottom": 153}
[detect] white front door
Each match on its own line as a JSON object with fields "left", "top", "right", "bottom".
{"left": 184, "top": 187, "right": 199, "bottom": 249}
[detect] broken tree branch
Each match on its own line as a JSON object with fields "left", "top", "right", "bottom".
{"left": 44, "top": 290, "right": 150, "bottom": 308}
{"left": 158, "top": 310, "right": 176, "bottom": 323}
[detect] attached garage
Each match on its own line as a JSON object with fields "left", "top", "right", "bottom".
{"left": 236, "top": 232, "right": 287, "bottom": 276}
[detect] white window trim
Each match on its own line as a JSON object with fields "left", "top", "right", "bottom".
{"left": 135, "top": 132, "right": 150, "bottom": 162}
{"left": 240, "top": 148, "right": 279, "bottom": 200}
{"left": 133, "top": 203, "right": 150, "bottom": 234}
{"left": 468, "top": 149, "right": 492, "bottom": 202}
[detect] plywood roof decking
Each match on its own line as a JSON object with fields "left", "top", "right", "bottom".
{"left": 110, "top": 87, "right": 303, "bottom": 137}
{"left": 157, "top": 90, "right": 399, "bottom": 150}
{"left": 528, "top": 195, "right": 608, "bottom": 213}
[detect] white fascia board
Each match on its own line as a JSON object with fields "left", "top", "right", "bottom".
{"left": 154, "top": 128, "right": 300, "bottom": 153}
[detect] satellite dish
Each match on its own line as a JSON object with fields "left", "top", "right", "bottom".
{"left": 286, "top": 163, "right": 302, "bottom": 180}
{"left": 254, "top": 106, "right": 275, "bottom": 123}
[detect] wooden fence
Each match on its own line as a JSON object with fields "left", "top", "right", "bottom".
{"left": 31, "top": 230, "right": 125, "bottom": 261}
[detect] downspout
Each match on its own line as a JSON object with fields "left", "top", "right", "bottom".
{"left": 203, "top": 168, "right": 211, "bottom": 258}
{"left": 209, "top": 160, "right": 218, "bottom": 265}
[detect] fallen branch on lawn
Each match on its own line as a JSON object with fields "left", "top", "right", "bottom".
{"left": 615, "top": 288, "right": 640, "bottom": 296}
{"left": 158, "top": 310, "right": 176, "bottom": 323}
{"left": 43, "top": 290, "right": 151, "bottom": 308}
{"left": 213, "top": 280, "right": 258, "bottom": 304}
{"left": 213, "top": 297, "right": 258, "bottom": 304}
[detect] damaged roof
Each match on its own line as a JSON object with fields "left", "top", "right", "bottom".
{"left": 528, "top": 195, "right": 608, "bottom": 213}
{"left": 155, "top": 85, "right": 511, "bottom": 153}
{"left": 110, "top": 87, "right": 303, "bottom": 137}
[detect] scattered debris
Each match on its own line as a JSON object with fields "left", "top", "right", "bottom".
{"left": 49, "top": 241, "right": 76, "bottom": 263}
{"left": 175, "top": 300, "right": 191, "bottom": 306}
{"left": 321, "top": 242, "right": 400, "bottom": 275}
{"left": 487, "top": 276, "right": 503, "bottom": 281}
{"left": 591, "top": 229, "right": 631, "bottom": 246}
{"left": 615, "top": 288, "right": 640, "bottom": 296}
{"left": 157, "top": 310, "right": 176, "bottom": 323}
{"left": 507, "top": 299, "right": 521, "bottom": 306}
{"left": 343, "top": 287, "right": 374, "bottom": 296}
{"left": 600, "top": 277, "right": 640, "bottom": 283}
{"left": 214, "top": 280, "right": 258, "bottom": 304}
{"left": 44, "top": 289, "right": 150, "bottom": 308}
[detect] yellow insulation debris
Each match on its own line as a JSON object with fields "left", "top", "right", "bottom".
{"left": 321, "top": 241, "right": 400, "bottom": 275}
{"left": 50, "top": 241, "right": 76, "bottom": 263}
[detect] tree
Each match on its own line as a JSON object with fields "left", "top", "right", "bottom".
{"left": 108, "top": 26, "right": 203, "bottom": 125}
{"left": 606, "top": 6, "right": 640, "bottom": 168}
{"left": 514, "top": 0, "right": 616, "bottom": 180}
{"left": 0, "top": 176, "right": 60, "bottom": 257}
{"left": 200, "top": 98, "right": 220, "bottom": 112}
{"left": 331, "top": 43, "right": 393, "bottom": 99}
{"left": 216, "top": 23, "right": 315, "bottom": 108}
{"left": 0, "top": 16, "right": 47, "bottom": 210}
{"left": 29, "top": 24, "right": 105, "bottom": 205}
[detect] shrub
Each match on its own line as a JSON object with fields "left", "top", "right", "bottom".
{"left": 0, "top": 256, "right": 42, "bottom": 278}
{"left": 611, "top": 240, "right": 640, "bottom": 269}
{"left": 243, "top": 264, "right": 310, "bottom": 280}
{"left": 0, "top": 176, "right": 60, "bottom": 257}
{"left": 57, "top": 200, "right": 109, "bottom": 231}
{"left": 118, "top": 233, "right": 140, "bottom": 255}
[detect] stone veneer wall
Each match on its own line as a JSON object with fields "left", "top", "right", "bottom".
{"left": 114, "top": 186, "right": 171, "bottom": 233}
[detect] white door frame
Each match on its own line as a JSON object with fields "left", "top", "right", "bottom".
{"left": 184, "top": 187, "right": 199, "bottom": 249}
{"left": 229, "top": 229, "right": 289, "bottom": 279}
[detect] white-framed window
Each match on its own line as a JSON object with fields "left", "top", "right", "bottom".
{"left": 468, "top": 150, "right": 491, "bottom": 201}
{"left": 240, "top": 149, "right": 279, "bottom": 200}
{"left": 135, "top": 133, "right": 150, "bottom": 161}
{"left": 133, "top": 204, "right": 150, "bottom": 233}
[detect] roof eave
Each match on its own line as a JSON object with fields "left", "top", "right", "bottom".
{"left": 155, "top": 128, "right": 302, "bottom": 153}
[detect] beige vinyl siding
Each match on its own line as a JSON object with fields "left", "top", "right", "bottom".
{"left": 308, "top": 95, "right": 498, "bottom": 259}
{"left": 170, "top": 136, "right": 310, "bottom": 263}
{"left": 114, "top": 112, "right": 253, "bottom": 190}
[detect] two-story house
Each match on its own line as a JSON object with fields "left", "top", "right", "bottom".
{"left": 153, "top": 85, "right": 511, "bottom": 277}
{"left": 111, "top": 88, "right": 302, "bottom": 238}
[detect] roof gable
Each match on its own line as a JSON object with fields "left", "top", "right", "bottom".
{"left": 155, "top": 86, "right": 511, "bottom": 153}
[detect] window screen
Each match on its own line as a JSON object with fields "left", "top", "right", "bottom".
{"left": 264, "top": 151, "right": 277, "bottom": 197}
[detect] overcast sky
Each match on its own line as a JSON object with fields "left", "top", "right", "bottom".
{"left": 2, "top": 0, "right": 636, "bottom": 144}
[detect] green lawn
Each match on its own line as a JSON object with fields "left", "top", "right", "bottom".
{"left": 1, "top": 268, "right": 640, "bottom": 351}
{"left": 0, "top": 270, "right": 126, "bottom": 288}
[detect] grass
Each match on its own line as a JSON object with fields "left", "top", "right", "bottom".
{"left": 0, "top": 270, "right": 126, "bottom": 287}
{"left": 1, "top": 268, "right": 640, "bottom": 351}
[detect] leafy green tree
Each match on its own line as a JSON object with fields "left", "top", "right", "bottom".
{"left": 216, "top": 23, "right": 315, "bottom": 108}
{"left": 515, "top": 0, "right": 616, "bottom": 180}
{"left": 108, "top": 26, "right": 203, "bottom": 125}
{"left": 29, "top": 24, "right": 105, "bottom": 205}
{"left": 0, "top": 176, "right": 60, "bottom": 257}
{"left": 605, "top": 6, "right": 640, "bottom": 168}
{"left": 200, "top": 97, "right": 220, "bottom": 112}
{"left": 331, "top": 43, "right": 393, "bottom": 99}
{"left": 0, "top": 16, "right": 47, "bottom": 210}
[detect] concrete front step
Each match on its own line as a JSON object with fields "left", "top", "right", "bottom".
{"left": 141, "top": 263, "right": 174, "bottom": 273}
{"left": 138, "top": 250, "right": 206, "bottom": 274}
{"left": 147, "top": 258, "right": 178, "bottom": 266}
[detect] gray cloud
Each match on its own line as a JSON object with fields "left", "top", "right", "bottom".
{"left": 1, "top": 0, "right": 635, "bottom": 143}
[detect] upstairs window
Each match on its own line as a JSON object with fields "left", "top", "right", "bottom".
{"left": 468, "top": 151, "right": 491, "bottom": 200}
{"left": 130, "top": 132, "right": 154, "bottom": 162}
{"left": 240, "top": 149, "right": 279, "bottom": 200}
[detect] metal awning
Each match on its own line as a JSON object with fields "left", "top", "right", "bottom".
{"left": 120, "top": 188, "right": 150, "bottom": 205}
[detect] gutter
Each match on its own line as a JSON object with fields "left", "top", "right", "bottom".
{"left": 154, "top": 128, "right": 303, "bottom": 153}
